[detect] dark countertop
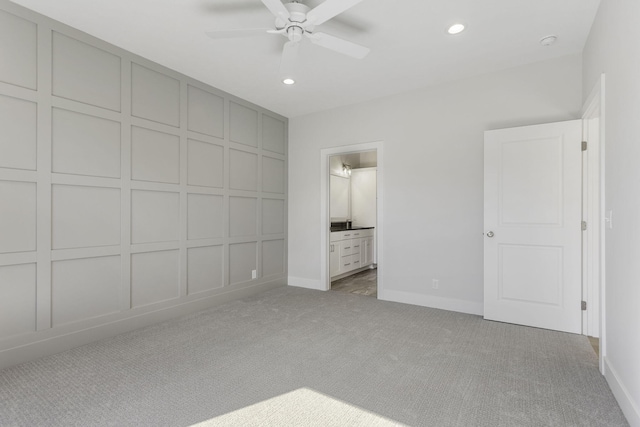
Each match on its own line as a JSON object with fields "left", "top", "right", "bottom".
{"left": 330, "top": 226, "right": 375, "bottom": 232}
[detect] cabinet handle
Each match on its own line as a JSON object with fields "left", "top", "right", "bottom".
{"left": 344, "top": 246, "right": 350, "bottom": 249}
{"left": 344, "top": 263, "right": 351, "bottom": 266}
{"left": 354, "top": 233, "right": 360, "bottom": 236}
{"left": 344, "top": 234, "right": 350, "bottom": 237}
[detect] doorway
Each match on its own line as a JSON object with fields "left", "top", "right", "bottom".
{"left": 581, "top": 74, "right": 605, "bottom": 373}
{"left": 320, "top": 142, "right": 384, "bottom": 296}
{"left": 329, "top": 151, "right": 377, "bottom": 297}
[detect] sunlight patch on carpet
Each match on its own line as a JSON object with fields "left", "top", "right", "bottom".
{"left": 192, "top": 387, "right": 406, "bottom": 426}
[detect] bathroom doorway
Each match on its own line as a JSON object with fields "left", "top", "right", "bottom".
{"left": 319, "top": 142, "right": 383, "bottom": 297}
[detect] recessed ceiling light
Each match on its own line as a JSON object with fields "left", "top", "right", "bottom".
{"left": 447, "top": 23, "right": 465, "bottom": 35}
{"left": 539, "top": 35, "right": 558, "bottom": 46}
{"left": 282, "top": 78, "right": 295, "bottom": 85}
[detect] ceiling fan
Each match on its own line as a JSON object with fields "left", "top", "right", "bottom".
{"left": 206, "top": 0, "right": 371, "bottom": 83}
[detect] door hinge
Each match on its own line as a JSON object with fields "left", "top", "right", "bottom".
{"left": 582, "top": 141, "right": 588, "bottom": 151}
{"left": 582, "top": 221, "right": 587, "bottom": 231}
{"left": 581, "top": 301, "right": 587, "bottom": 311}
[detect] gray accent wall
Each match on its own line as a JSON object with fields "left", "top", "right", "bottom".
{"left": 0, "top": 2, "right": 287, "bottom": 369}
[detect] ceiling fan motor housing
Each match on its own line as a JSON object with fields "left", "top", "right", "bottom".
{"left": 276, "top": 1, "right": 315, "bottom": 42}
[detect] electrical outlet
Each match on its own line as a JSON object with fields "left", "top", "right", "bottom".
{"left": 432, "top": 279, "right": 439, "bottom": 289}
{"left": 251, "top": 270, "right": 257, "bottom": 279}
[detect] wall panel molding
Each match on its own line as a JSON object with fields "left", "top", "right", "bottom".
{"left": 0, "top": 1, "right": 287, "bottom": 369}
{"left": 52, "top": 31, "right": 121, "bottom": 112}
{"left": 0, "top": 94, "right": 37, "bottom": 171}
{"left": 0, "top": 9, "right": 37, "bottom": 90}
{"left": 51, "top": 107, "right": 122, "bottom": 178}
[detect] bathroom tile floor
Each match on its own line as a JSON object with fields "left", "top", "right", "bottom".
{"left": 331, "top": 268, "right": 377, "bottom": 297}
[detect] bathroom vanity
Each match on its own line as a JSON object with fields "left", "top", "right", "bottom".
{"left": 329, "top": 227, "right": 374, "bottom": 279}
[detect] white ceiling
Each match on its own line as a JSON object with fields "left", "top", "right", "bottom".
{"left": 10, "top": 0, "right": 600, "bottom": 118}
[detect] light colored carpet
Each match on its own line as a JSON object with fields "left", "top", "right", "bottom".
{"left": 0, "top": 286, "right": 628, "bottom": 426}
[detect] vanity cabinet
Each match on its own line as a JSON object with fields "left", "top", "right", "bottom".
{"left": 330, "top": 229, "right": 374, "bottom": 279}
{"left": 363, "top": 236, "right": 374, "bottom": 266}
{"left": 329, "top": 240, "right": 341, "bottom": 277}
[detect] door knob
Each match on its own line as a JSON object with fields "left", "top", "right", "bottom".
{"left": 486, "top": 231, "right": 494, "bottom": 238}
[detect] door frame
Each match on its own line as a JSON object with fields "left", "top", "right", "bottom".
{"left": 582, "top": 74, "right": 606, "bottom": 373}
{"left": 320, "top": 141, "right": 384, "bottom": 294}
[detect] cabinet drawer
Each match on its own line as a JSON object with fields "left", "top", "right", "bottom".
{"left": 356, "top": 229, "right": 373, "bottom": 238}
{"left": 351, "top": 238, "right": 362, "bottom": 254}
{"left": 341, "top": 255, "right": 353, "bottom": 270}
{"left": 350, "top": 229, "right": 373, "bottom": 238}
{"left": 330, "top": 231, "right": 357, "bottom": 241}
{"left": 340, "top": 231, "right": 354, "bottom": 240}
{"left": 341, "top": 239, "right": 353, "bottom": 255}
{"left": 351, "top": 254, "right": 361, "bottom": 269}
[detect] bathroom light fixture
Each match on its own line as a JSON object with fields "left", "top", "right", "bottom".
{"left": 342, "top": 163, "right": 352, "bottom": 176}
{"left": 447, "top": 23, "right": 465, "bottom": 35}
{"left": 282, "top": 78, "right": 295, "bottom": 85}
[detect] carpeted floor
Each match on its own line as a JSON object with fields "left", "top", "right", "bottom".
{"left": 0, "top": 286, "right": 628, "bottom": 426}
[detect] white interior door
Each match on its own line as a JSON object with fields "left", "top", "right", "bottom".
{"left": 484, "top": 120, "right": 582, "bottom": 334}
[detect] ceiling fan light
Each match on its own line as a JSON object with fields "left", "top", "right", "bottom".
{"left": 447, "top": 23, "right": 465, "bottom": 35}
{"left": 283, "top": 78, "right": 295, "bottom": 85}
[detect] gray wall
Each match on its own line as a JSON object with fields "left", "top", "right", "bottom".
{"left": 288, "top": 54, "right": 582, "bottom": 314}
{"left": 0, "top": 2, "right": 287, "bottom": 369}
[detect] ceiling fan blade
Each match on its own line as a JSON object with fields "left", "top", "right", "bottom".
{"left": 206, "top": 28, "right": 272, "bottom": 39}
{"left": 280, "top": 41, "right": 300, "bottom": 80}
{"left": 307, "top": 32, "right": 370, "bottom": 59}
{"left": 306, "top": 0, "right": 366, "bottom": 26}
{"left": 260, "top": 0, "right": 291, "bottom": 20}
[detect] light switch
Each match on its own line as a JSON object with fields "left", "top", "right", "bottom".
{"left": 605, "top": 210, "right": 613, "bottom": 229}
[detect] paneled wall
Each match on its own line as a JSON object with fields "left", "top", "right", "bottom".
{"left": 0, "top": 3, "right": 287, "bottom": 368}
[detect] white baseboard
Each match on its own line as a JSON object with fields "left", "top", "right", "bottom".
{"left": 0, "top": 280, "right": 285, "bottom": 370}
{"left": 380, "top": 289, "right": 483, "bottom": 316}
{"left": 287, "top": 276, "right": 325, "bottom": 291}
{"left": 605, "top": 356, "right": 640, "bottom": 426}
